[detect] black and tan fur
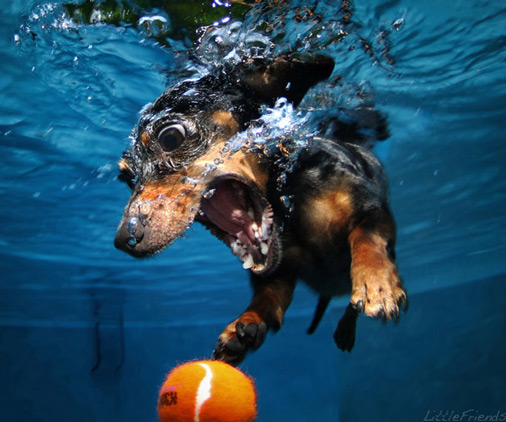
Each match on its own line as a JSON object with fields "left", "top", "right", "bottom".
{"left": 114, "top": 54, "right": 407, "bottom": 364}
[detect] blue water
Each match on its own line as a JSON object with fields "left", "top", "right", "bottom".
{"left": 1, "top": 0, "right": 505, "bottom": 421}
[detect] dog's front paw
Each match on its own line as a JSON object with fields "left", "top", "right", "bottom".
{"left": 350, "top": 256, "right": 407, "bottom": 320}
{"left": 212, "top": 312, "right": 267, "bottom": 365}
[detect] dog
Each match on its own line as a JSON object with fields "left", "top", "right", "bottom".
{"left": 114, "top": 54, "right": 407, "bottom": 364}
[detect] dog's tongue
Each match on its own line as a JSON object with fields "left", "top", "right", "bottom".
{"left": 200, "top": 184, "right": 255, "bottom": 244}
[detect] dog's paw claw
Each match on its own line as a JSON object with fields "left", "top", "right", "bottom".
{"left": 213, "top": 317, "right": 267, "bottom": 365}
{"left": 212, "top": 338, "right": 244, "bottom": 365}
{"left": 236, "top": 321, "right": 266, "bottom": 350}
{"left": 236, "top": 322, "right": 253, "bottom": 341}
{"left": 377, "top": 308, "right": 386, "bottom": 320}
{"left": 389, "top": 306, "right": 401, "bottom": 322}
{"left": 399, "top": 295, "right": 409, "bottom": 313}
{"left": 350, "top": 258, "right": 407, "bottom": 322}
{"left": 353, "top": 300, "right": 364, "bottom": 313}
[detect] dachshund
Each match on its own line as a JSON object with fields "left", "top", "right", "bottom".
{"left": 114, "top": 54, "right": 407, "bottom": 364}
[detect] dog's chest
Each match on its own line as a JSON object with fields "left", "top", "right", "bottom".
{"left": 296, "top": 242, "right": 352, "bottom": 298}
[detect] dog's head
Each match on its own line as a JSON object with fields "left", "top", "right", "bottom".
{"left": 114, "top": 54, "right": 334, "bottom": 274}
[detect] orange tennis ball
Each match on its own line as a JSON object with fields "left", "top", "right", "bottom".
{"left": 157, "top": 360, "right": 257, "bottom": 422}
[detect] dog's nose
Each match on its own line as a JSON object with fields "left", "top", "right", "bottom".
{"left": 114, "top": 216, "right": 145, "bottom": 254}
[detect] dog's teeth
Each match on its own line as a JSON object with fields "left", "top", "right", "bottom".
{"left": 252, "top": 263, "right": 266, "bottom": 272}
{"left": 242, "top": 254, "right": 254, "bottom": 269}
{"left": 260, "top": 241, "right": 269, "bottom": 255}
{"left": 231, "top": 242, "right": 242, "bottom": 256}
{"left": 233, "top": 239, "right": 248, "bottom": 254}
{"left": 261, "top": 213, "right": 273, "bottom": 231}
{"left": 261, "top": 223, "right": 270, "bottom": 240}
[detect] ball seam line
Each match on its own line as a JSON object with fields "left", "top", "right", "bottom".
{"left": 195, "top": 363, "right": 213, "bottom": 422}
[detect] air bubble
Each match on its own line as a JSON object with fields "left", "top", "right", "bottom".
{"left": 392, "top": 18, "right": 404, "bottom": 31}
{"left": 203, "top": 189, "right": 216, "bottom": 199}
{"left": 181, "top": 176, "right": 200, "bottom": 186}
{"left": 138, "top": 14, "right": 170, "bottom": 38}
{"left": 277, "top": 173, "right": 287, "bottom": 187}
{"left": 392, "top": 10, "right": 407, "bottom": 31}
{"left": 280, "top": 195, "right": 291, "bottom": 208}
{"left": 203, "top": 163, "right": 217, "bottom": 176}
{"left": 280, "top": 194, "right": 295, "bottom": 215}
{"left": 128, "top": 217, "right": 139, "bottom": 235}
{"left": 138, "top": 201, "right": 152, "bottom": 218}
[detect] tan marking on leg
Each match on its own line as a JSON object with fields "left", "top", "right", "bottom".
{"left": 349, "top": 221, "right": 406, "bottom": 319}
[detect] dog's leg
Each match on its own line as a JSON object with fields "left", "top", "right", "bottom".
{"left": 348, "top": 209, "right": 407, "bottom": 320}
{"left": 334, "top": 303, "right": 359, "bottom": 352}
{"left": 213, "top": 273, "right": 296, "bottom": 365}
{"left": 306, "top": 295, "right": 331, "bottom": 335}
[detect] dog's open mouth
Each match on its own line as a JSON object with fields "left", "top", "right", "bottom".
{"left": 196, "top": 175, "right": 280, "bottom": 275}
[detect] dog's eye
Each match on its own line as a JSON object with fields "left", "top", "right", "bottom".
{"left": 157, "top": 123, "right": 186, "bottom": 152}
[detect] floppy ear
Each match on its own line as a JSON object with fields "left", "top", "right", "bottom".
{"left": 242, "top": 54, "right": 335, "bottom": 107}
